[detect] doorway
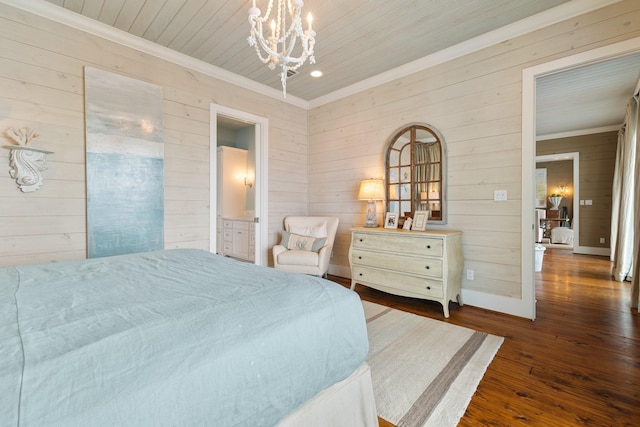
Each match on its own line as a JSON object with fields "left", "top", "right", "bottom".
{"left": 522, "top": 37, "right": 640, "bottom": 320}
{"left": 210, "top": 104, "right": 269, "bottom": 266}
{"left": 535, "top": 153, "right": 579, "bottom": 251}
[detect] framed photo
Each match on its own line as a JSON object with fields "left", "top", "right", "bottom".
{"left": 402, "top": 217, "right": 413, "bottom": 230}
{"left": 384, "top": 212, "right": 399, "bottom": 229}
{"left": 412, "top": 210, "right": 429, "bottom": 231}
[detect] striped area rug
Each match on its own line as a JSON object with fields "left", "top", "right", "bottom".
{"left": 363, "top": 301, "right": 503, "bottom": 427}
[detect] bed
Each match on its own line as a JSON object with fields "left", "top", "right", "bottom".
{"left": 0, "top": 249, "right": 377, "bottom": 426}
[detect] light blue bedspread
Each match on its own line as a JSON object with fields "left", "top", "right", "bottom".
{"left": 0, "top": 249, "right": 369, "bottom": 426}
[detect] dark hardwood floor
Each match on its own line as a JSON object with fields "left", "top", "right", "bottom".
{"left": 329, "top": 248, "right": 640, "bottom": 426}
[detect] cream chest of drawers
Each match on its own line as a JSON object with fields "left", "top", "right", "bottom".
{"left": 349, "top": 227, "right": 463, "bottom": 317}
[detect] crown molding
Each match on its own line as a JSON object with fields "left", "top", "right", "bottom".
{"left": 1, "top": 0, "right": 622, "bottom": 110}
{"left": 308, "top": 0, "right": 623, "bottom": 108}
{"left": 1, "top": 0, "right": 310, "bottom": 109}
{"left": 536, "top": 124, "right": 620, "bottom": 141}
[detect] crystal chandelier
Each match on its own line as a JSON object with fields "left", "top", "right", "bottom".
{"left": 248, "top": 0, "right": 316, "bottom": 97}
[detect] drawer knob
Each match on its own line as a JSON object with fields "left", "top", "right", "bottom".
{"left": 427, "top": 245, "right": 431, "bottom": 249}
{"left": 358, "top": 256, "right": 362, "bottom": 260}
{"left": 426, "top": 286, "right": 431, "bottom": 290}
{"left": 359, "top": 273, "right": 363, "bottom": 277}
{"left": 359, "top": 238, "right": 363, "bottom": 242}
{"left": 425, "top": 266, "right": 430, "bottom": 270}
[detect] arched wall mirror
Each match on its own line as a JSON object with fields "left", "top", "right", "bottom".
{"left": 385, "top": 123, "right": 447, "bottom": 224}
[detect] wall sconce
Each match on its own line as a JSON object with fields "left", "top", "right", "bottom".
{"left": 244, "top": 175, "right": 253, "bottom": 188}
{"left": 3, "top": 128, "right": 53, "bottom": 193}
{"left": 358, "top": 178, "right": 385, "bottom": 228}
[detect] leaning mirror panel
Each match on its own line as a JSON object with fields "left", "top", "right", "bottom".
{"left": 385, "top": 123, "right": 446, "bottom": 224}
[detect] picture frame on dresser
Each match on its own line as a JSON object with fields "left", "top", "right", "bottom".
{"left": 384, "top": 212, "right": 398, "bottom": 229}
{"left": 412, "top": 210, "right": 429, "bottom": 231}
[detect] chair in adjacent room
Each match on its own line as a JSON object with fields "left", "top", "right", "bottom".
{"left": 273, "top": 216, "right": 339, "bottom": 277}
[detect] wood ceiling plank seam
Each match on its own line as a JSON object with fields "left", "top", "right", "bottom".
{"left": 185, "top": 3, "right": 248, "bottom": 59}
{"left": 196, "top": 4, "right": 256, "bottom": 63}
{"left": 112, "top": 0, "right": 146, "bottom": 32}
{"left": 96, "top": 0, "right": 125, "bottom": 26}
{"left": 154, "top": 0, "right": 208, "bottom": 46}
{"left": 128, "top": 0, "right": 168, "bottom": 38}
{"left": 61, "top": 0, "right": 83, "bottom": 14}
{"left": 166, "top": 1, "right": 227, "bottom": 52}
{"left": 80, "top": 0, "right": 105, "bottom": 21}
{"left": 141, "top": 0, "right": 188, "bottom": 41}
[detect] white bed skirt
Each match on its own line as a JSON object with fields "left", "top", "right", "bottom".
{"left": 278, "top": 362, "right": 378, "bottom": 427}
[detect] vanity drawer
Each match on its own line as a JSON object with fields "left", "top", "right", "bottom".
{"left": 233, "top": 220, "right": 250, "bottom": 231}
{"left": 352, "top": 232, "right": 443, "bottom": 257}
{"left": 352, "top": 266, "right": 444, "bottom": 298}
{"left": 351, "top": 249, "right": 443, "bottom": 278}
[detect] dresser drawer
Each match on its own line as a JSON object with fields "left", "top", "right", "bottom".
{"left": 223, "top": 229, "right": 233, "bottom": 241}
{"left": 351, "top": 249, "right": 443, "bottom": 278}
{"left": 353, "top": 232, "right": 443, "bottom": 257}
{"left": 352, "top": 266, "right": 444, "bottom": 298}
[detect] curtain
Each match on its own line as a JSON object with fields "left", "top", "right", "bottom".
{"left": 414, "top": 143, "right": 440, "bottom": 212}
{"left": 611, "top": 96, "right": 638, "bottom": 292}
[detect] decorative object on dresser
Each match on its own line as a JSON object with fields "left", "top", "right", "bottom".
{"left": 358, "top": 178, "right": 385, "bottom": 228}
{"left": 548, "top": 193, "right": 562, "bottom": 210}
{"left": 384, "top": 212, "right": 398, "bottom": 229}
{"left": 3, "top": 127, "right": 52, "bottom": 193}
{"left": 273, "top": 216, "right": 339, "bottom": 277}
{"left": 349, "top": 227, "right": 464, "bottom": 317}
{"left": 412, "top": 210, "right": 429, "bottom": 231}
{"left": 385, "top": 123, "right": 447, "bottom": 224}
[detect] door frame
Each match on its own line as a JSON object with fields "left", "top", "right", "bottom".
{"left": 521, "top": 37, "right": 640, "bottom": 320}
{"left": 535, "top": 152, "right": 580, "bottom": 251}
{"left": 210, "top": 104, "right": 269, "bottom": 266}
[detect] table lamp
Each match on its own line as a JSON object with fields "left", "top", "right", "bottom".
{"left": 358, "top": 178, "right": 385, "bottom": 227}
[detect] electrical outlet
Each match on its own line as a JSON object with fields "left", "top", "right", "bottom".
{"left": 600, "top": 237, "right": 605, "bottom": 244}
{"left": 466, "top": 269, "right": 474, "bottom": 280}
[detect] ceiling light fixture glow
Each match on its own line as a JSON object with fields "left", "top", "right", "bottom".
{"left": 248, "top": 0, "right": 316, "bottom": 98}
{"left": 310, "top": 70, "right": 323, "bottom": 77}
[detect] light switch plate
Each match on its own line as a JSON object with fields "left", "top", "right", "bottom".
{"left": 494, "top": 190, "right": 507, "bottom": 201}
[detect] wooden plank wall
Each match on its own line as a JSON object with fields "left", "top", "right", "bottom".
{"left": 0, "top": 3, "right": 308, "bottom": 267}
{"left": 537, "top": 131, "right": 618, "bottom": 248}
{"left": 308, "top": 0, "right": 640, "bottom": 299}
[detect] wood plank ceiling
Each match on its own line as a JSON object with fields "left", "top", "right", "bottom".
{"left": 44, "top": 0, "right": 571, "bottom": 100}
{"left": 40, "top": 0, "right": 640, "bottom": 135}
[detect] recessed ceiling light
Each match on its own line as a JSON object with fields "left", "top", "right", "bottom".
{"left": 310, "top": 70, "right": 323, "bottom": 78}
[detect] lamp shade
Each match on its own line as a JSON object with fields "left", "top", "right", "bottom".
{"left": 358, "top": 179, "right": 384, "bottom": 201}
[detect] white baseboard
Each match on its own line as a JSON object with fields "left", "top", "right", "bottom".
{"left": 462, "top": 289, "right": 535, "bottom": 320}
{"left": 574, "top": 246, "right": 610, "bottom": 257}
{"left": 329, "top": 264, "right": 352, "bottom": 279}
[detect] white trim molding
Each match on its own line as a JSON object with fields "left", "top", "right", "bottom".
{"left": 210, "top": 104, "right": 269, "bottom": 267}
{"left": 522, "top": 36, "right": 640, "bottom": 321}
{"left": 1, "top": 0, "right": 622, "bottom": 109}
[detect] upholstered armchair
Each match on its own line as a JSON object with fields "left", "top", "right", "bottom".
{"left": 273, "top": 216, "right": 339, "bottom": 277}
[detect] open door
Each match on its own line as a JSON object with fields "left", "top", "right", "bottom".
{"left": 210, "top": 104, "right": 269, "bottom": 266}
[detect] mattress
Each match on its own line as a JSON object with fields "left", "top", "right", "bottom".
{"left": 0, "top": 249, "right": 369, "bottom": 426}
